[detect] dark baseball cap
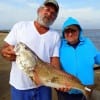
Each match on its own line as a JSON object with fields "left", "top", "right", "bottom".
{"left": 43, "top": 0, "right": 59, "bottom": 12}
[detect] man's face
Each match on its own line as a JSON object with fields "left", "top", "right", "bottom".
{"left": 37, "top": 5, "right": 57, "bottom": 27}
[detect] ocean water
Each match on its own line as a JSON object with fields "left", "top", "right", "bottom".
{"left": 58, "top": 29, "right": 100, "bottom": 50}
{"left": 84, "top": 29, "right": 100, "bottom": 50}
{"left": 1, "top": 29, "right": 100, "bottom": 50}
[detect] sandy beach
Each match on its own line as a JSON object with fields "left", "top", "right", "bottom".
{"left": 0, "top": 33, "right": 11, "bottom": 100}
{"left": 0, "top": 32, "right": 100, "bottom": 100}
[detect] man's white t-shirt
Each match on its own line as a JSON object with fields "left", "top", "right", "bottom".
{"left": 4, "top": 21, "right": 61, "bottom": 90}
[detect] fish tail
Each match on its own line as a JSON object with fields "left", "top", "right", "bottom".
{"left": 82, "top": 87, "right": 92, "bottom": 100}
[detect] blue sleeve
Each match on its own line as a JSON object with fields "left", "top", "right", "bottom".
{"left": 95, "top": 52, "right": 100, "bottom": 64}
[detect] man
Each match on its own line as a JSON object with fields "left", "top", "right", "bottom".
{"left": 57, "top": 17, "right": 100, "bottom": 100}
{"left": 1, "top": 0, "right": 61, "bottom": 100}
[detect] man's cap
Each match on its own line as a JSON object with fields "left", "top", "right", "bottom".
{"left": 43, "top": 0, "right": 59, "bottom": 12}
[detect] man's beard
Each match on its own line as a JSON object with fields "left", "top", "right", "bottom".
{"left": 37, "top": 14, "right": 54, "bottom": 27}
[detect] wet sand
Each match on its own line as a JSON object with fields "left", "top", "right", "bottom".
{"left": 0, "top": 58, "right": 11, "bottom": 100}
{"left": 0, "top": 33, "right": 11, "bottom": 100}
{"left": 0, "top": 33, "right": 100, "bottom": 100}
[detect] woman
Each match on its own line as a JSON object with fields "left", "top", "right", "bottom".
{"left": 57, "top": 17, "right": 100, "bottom": 100}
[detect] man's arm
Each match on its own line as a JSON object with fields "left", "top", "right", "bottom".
{"left": 0, "top": 42, "right": 16, "bottom": 61}
{"left": 50, "top": 57, "right": 61, "bottom": 69}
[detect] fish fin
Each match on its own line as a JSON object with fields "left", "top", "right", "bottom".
{"left": 82, "top": 86, "right": 94, "bottom": 100}
{"left": 32, "top": 70, "right": 42, "bottom": 86}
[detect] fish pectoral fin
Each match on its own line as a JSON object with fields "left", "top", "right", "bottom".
{"left": 32, "top": 71, "right": 42, "bottom": 85}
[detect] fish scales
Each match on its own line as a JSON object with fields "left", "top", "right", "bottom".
{"left": 34, "top": 61, "right": 85, "bottom": 90}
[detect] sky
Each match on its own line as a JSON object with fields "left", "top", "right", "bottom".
{"left": 0, "top": 0, "right": 100, "bottom": 30}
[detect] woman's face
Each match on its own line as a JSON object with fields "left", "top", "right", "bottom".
{"left": 64, "top": 25, "right": 80, "bottom": 45}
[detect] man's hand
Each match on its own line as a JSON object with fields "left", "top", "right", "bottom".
{"left": 1, "top": 43, "right": 16, "bottom": 61}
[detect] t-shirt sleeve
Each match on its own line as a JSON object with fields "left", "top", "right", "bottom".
{"left": 4, "top": 23, "right": 18, "bottom": 45}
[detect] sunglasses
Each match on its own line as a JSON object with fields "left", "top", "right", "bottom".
{"left": 64, "top": 28, "right": 78, "bottom": 34}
